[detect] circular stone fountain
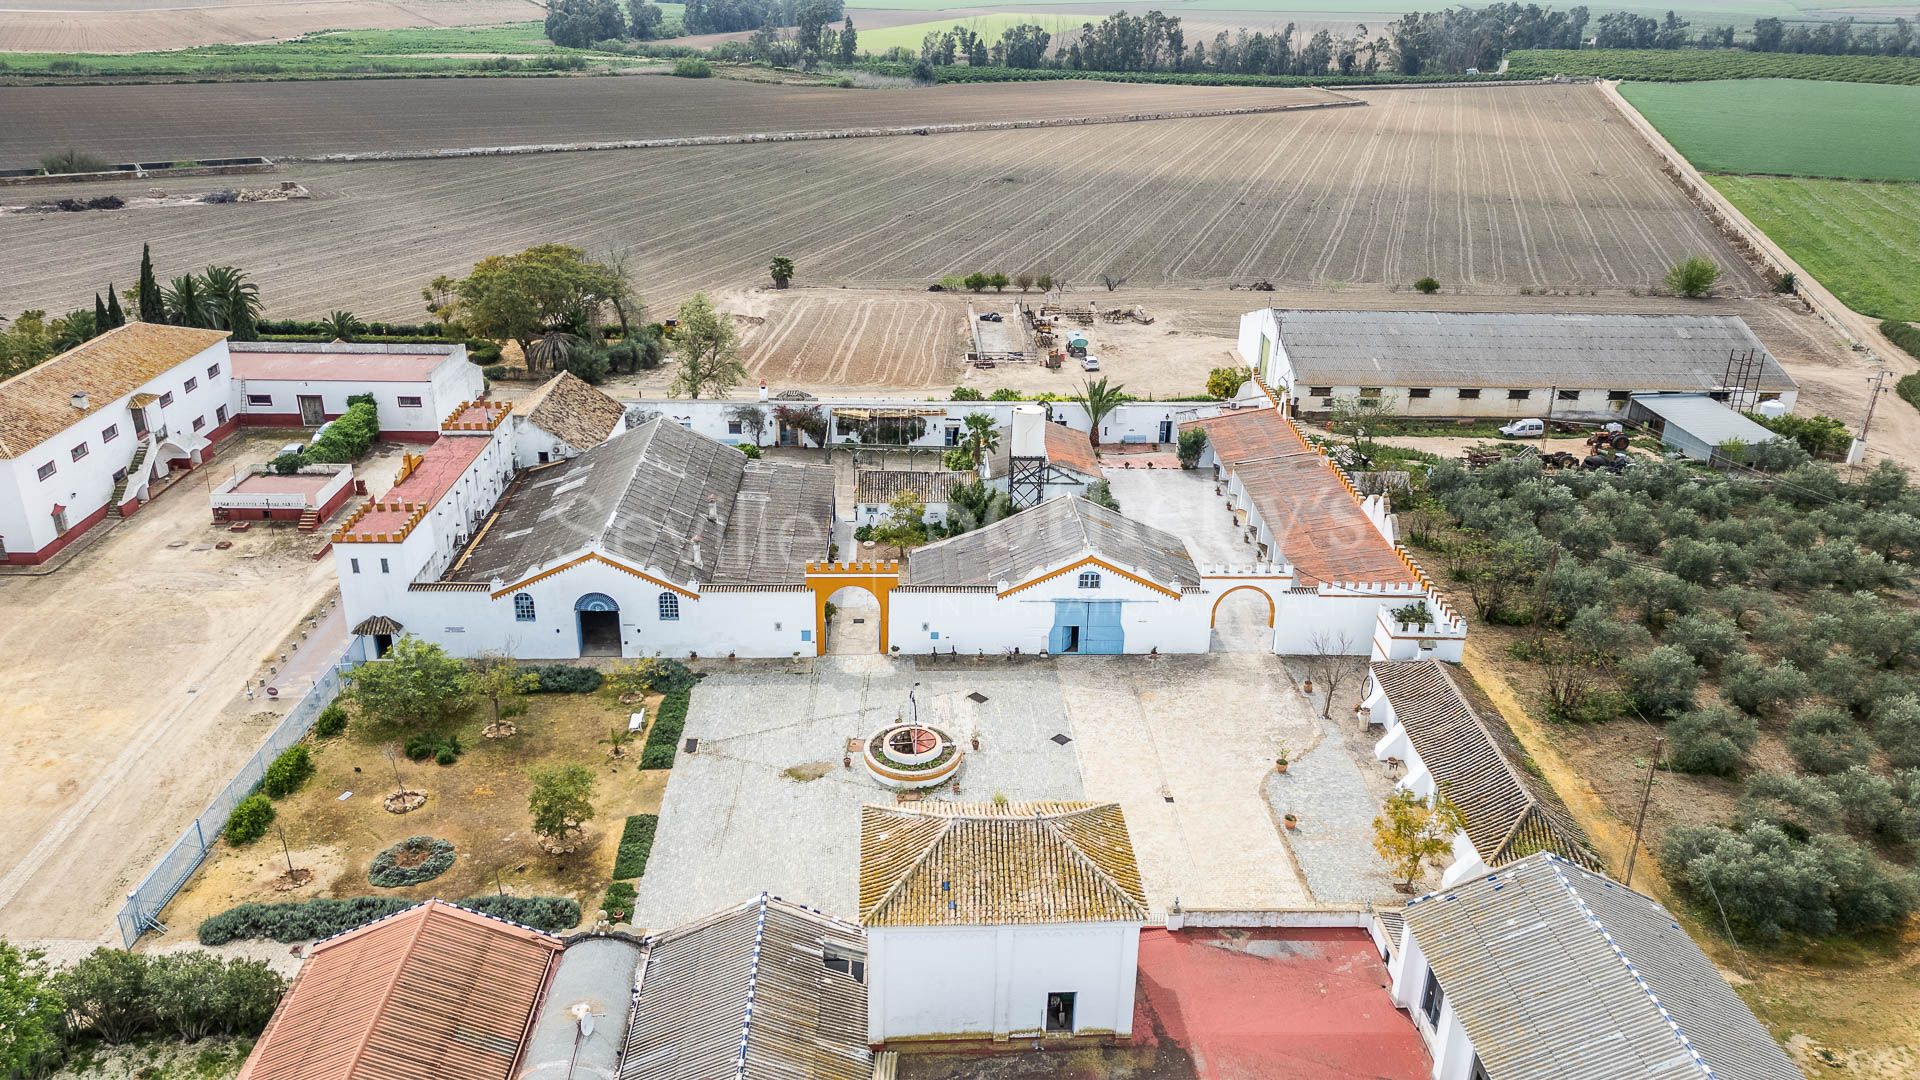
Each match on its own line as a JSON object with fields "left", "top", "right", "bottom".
{"left": 862, "top": 722, "right": 963, "bottom": 789}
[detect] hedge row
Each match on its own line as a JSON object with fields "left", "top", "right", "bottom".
{"left": 640, "top": 687, "right": 691, "bottom": 769}
{"left": 197, "top": 894, "right": 581, "bottom": 944}
{"left": 258, "top": 319, "right": 448, "bottom": 336}
{"left": 253, "top": 333, "right": 503, "bottom": 364}
{"left": 612, "top": 814, "right": 658, "bottom": 879}
{"left": 862, "top": 61, "right": 1506, "bottom": 88}
{"left": 1506, "top": 48, "right": 1920, "bottom": 84}
{"left": 522, "top": 664, "right": 604, "bottom": 693}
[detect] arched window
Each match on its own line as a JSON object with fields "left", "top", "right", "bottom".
{"left": 1077, "top": 571, "right": 1101, "bottom": 590}
{"left": 658, "top": 593, "right": 680, "bottom": 621}
{"left": 514, "top": 593, "right": 536, "bottom": 621}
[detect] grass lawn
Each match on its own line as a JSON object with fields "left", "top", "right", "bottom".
{"left": 0, "top": 24, "right": 654, "bottom": 78}
{"left": 1710, "top": 174, "right": 1920, "bottom": 321}
{"left": 154, "top": 686, "right": 670, "bottom": 940}
{"left": 1620, "top": 79, "right": 1920, "bottom": 181}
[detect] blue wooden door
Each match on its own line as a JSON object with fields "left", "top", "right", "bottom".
{"left": 1083, "top": 602, "right": 1125, "bottom": 654}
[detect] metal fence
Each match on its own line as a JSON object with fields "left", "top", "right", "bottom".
{"left": 116, "top": 650, "right": 358, "bottom": 946}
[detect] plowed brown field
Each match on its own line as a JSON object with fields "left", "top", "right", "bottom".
{"left": 0, "top": 0, "right": 542, "bottom": 52}
{"left": 0, "top": 76, "right": 1333, "bottom": 166}
{"left": 736, "top": 292, "right": 967, "bottom": 388}
{"left": 0, "top": 84, "right": 1765, "bottom": 323}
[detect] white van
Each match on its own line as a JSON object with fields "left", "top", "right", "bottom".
{"left": 1498, "top": 418, "right": 1545, "bottom": 438}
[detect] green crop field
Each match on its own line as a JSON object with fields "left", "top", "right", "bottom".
{"left": 1508, "top": 48, "right": 1920, "bottom": 83}
{"left": 1619, "top": 80, "right": 1920, "bottom": 181}
{"left": 0, "top": 25, "right": 655, "bottom": 78}
{"left": 1711, "top": 176, "right": 1920, "bottom": 320}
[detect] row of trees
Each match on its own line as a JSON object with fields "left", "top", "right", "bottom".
{"left": 544, "top": 0, "right": 843, "bottom": 48}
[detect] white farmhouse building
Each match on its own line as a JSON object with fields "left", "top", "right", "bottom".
{"left": 854, "top": 470, "right": 962, "bottom": 528}
{"left": 860, "top": 801, "right": 1146, "bottom": 1049}
{"left": 1388, "top": 852, "right": 1804, "bottom": 1080}
{"left": 510, "top": 370, "right": 627, "bottom": 469}
{"left": 1365, "top": 660, "right": 1601, "bottom": 886}
{"left": 228, "top": 341, "right": 483, "bottom": 442}
{"left": 1237, "top": 308, "right": 1799, "bottom": 421}
{"left": 0, "top": 323, "right": 233, "bottom": 564}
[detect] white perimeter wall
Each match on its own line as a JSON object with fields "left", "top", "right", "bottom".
{"left": 889, "top": 575, "right": 1210, "bottom": 656}
{"left": 627, "top": 399, "right": 1216, "bottom": 450}
{"left": 868, "top": 921, "right": 1141, "bottom": 1044}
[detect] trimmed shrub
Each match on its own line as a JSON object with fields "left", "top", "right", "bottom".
{"left": 640, "top": 687, "right": 691, "bottom": 769}
{"left": 523, "top": 664, "right": 604, "bottom": 693}
{"left": 613, "top": 814, "right": 658, "bottom": 879}
{"left": 55, "top": 949, "right": 285, "bottom": 1044}
{"left": 1786, "top": 706, "right": 1873, "bottom": 775}
{"left": 368, "top": 836, "right": 457, "bottom": 887}
{"left": 197, "top": 895, "right": 580, "bottom": 945}
{"left": 672, "top": 56, "right": 712, "bottom": 77}
{"left": 313, "top": 701, "right": 348, "bottom": 739}
{"left": 261, "top": 744, "right": 315, "bottom": 799}
{"left": 223, "top": 793, "right": 275, "bottom": 845}
{"left": 1667, "top": 706, "right": 1758, "bottom": 777}
{"left": 1413, "top": 276, "right": 1440, "bottom": 294}
{"left": 404, "top": 731, "right": 463, "bottom": 765}
{"left": 602, "top": 881, "right": 636, "bottom": 922}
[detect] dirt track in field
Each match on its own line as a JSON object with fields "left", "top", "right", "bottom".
{"left": 0, "top": 84, "right": 1768, "bottom": 324}
{"left": 0, "top": 0, "right": 541, "bottom": 52}
{"left": 0, "top": 76, "right": 1332, "bottom": 166}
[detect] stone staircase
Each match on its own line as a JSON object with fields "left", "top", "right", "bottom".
{"left": 297, "top": 508, "right": 322, "bottom": 531}
{"left": 106, "top": 441, "right": 150, "bottom": 518}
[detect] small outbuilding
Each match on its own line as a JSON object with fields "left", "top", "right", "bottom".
{"left": 230, "top": 341, "right": 482, "bottom": 441}
{"left": 510, "top": 370, "right": 627, "bottom": 469}
{"left": 1627, "top": 392, "right": 1783, "bottom": 464}
{"left": 855, "top": 469, "right": 962, "bottom": 527}
{"left": 861, "top": 800, "right": 1147, "bottom": 1048}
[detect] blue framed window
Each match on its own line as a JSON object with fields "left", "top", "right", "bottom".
{"left": 659, "top": 593, "right": 680, "bottom": 621}
{"left": 514, "top": 593, "right": 536, "bottom": 621}
{"left": 1078, "top": 571, "right": 1101, "bottom": 589}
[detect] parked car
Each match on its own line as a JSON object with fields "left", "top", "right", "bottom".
{"left": 1498, "top": 417, "right": 1545, "bottom": 439}
{"left": 979, "top": 312, "right": 1003, "bottom": 322}
{"left": 1080, "top": 354, "right": 1102, "bottom": 372}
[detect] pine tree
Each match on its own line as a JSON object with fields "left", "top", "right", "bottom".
{"left": 94, "top": 293, "right": 109, "bottom": 331}
{"left": 137, "top": 244, "right": 162, "bottom": 323}
{"left": 105, "top": 284, "right": 125, "bottom": 328}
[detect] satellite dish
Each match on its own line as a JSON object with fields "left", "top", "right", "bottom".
{"left": 579, "top": 1012, "right": 595, "bottom": 1039}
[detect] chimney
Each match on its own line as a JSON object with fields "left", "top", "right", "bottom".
{"left": 70, "top": 392, "right": 89, "bottom": 410}
{"left": 758, "top": 380, "right": 769, "bottom": 403}
{"left": 689, "top": 539, "right": 703, "bottom": 567}
{"left": 706, "top": 493, "right": 720, "bottom": 524}
{"left": 1010, "top": 404, "right": 1045, "bottom": 459}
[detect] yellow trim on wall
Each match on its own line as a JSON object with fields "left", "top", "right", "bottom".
{"left": 1209, "top": 583, "right": 1276, "bottom": 627}
{"left": 490, "top": 552, "right": 698, "bottom": 600}
{"left": 999, "top": 556, "right": 1181, "bottom": 600}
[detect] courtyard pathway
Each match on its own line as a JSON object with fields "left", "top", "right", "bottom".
{"left": 1264, "top": 708, "right": 1399, "bottom": 905}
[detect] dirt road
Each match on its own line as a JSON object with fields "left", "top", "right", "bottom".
{"left": 0, "top": 431, "right": 400, "bottom": 943}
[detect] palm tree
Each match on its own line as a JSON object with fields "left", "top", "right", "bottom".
{"left": 1073, "top": 376, "right": 1128, "bottom": 447}
{"left": 961, "top": 412, "right": 1000, "bottom": 468}
{"left": 526, "top": 328, "right": 582, "bottom": 373}
{"left": 320, "top": 310, "right": 365, "bottom": 342}
{"left": 768, "top": 256, "right": 795, "bottom": 289}
{"left": 200, "top": 266, "right": 261, "bottom": 340}
{"left": 163, "top": 275, "right": 213, "bottom": 328}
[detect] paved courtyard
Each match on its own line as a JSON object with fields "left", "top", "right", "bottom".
{"left": 633, "top": 652, "right": 1335, "bottom": 930}
{"left": 1102, "top": 468, "right": 1273, "bottom": 652}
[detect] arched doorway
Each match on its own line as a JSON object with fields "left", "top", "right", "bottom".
{"left": 1210, "top": 584, "right": 1276, "bottom": 653}
{"left": 825, "top": 586, "right": 882, "bottom": 654}
{"left": 803, "top": 561, "right": 898, "bottom": 657}
{"left": 575, "top": 593, "right": 621, "bottom": 656}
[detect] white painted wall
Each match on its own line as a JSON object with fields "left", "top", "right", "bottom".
{"left": 234, "top": 347, "right": 481, "bottom": 433}
{"left": 623, "top": 398, "right": 1214, "bottom": 450}
{"left": 890, "top": 579, "right": 1209, "bottom": 656}
{"left": 1367, "top": 678, "right": 1486, "bottom": 888}
{"left": 1388, "top": 925, "right": 1481, "bottom": 1080}
{"left": 867, "top": 921, "right": 1141, "bottom": 1044}
{"left": 511, "top": 409, "right": 627, "bottom": 470}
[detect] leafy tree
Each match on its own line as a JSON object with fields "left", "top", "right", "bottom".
{"left": 1413, "top": 276, "right": 1440, "bottom": 294}
{"left": 163, "top": 274, "right": 213, "bottom": 328}
{"left": 1661, "top": 820, "right": 1915, "bottom": 941}
{"left": 1372, "top": 790, "right": 1465, "bottom": 887}
{"left": 870, "top": 489, "right": 929, "bottom": 558}
{"left": 1177, "top": 427, "right": 1208, "bottom": 469}
{"left": 40, "top": 148, "right": 106, "bottom": 174}
{"left": 1786, "top": 706, "right": 1872, "bottom": 775}
{"left": 1622, "top": 645, "right": 1699, "bottom": 720}
{"left": 1664, "top": 255, "right": 1720, "bottom": 298}
{"left": 727, "top": 403, "right": 768, "bottom": 447}
{"left": 48, "top": 309, "right": 98, "bottom": 354}
{"left": 1721, "top": 657, "right": 1811, "bottom": 717}
{"left": 0, "top": 942, "right": 64, "bottom": 1078}
{"left": 1667, "top": 705, "right": 1758, "bottom": 776}
{"left": 669, "top": 293, "right": 746, "bottom": 399}
{"left": 137, "top": 244, "right": 164, "bottom": 323}
{"left": 958, "top": 411, "right": 999, "bottom": 468}
{"left": 528, "top": 764, "right": 598, "bottom": 843}
{"left": 544, "top": 0, "right": 623, "bottom": 46}
{"left": 1875, "top": 696, "right": 1920, "bottom": 769}
{"left": 769, "top": 256, "right": 795, "bottom": 289}
{"left": 629, "top": 0, "right": 665, "bottom": 37}
{"left": 941, "top": 479, "right": 1015, "bottom": 537}
{"left": 838, "top": 15, "right": 857, "bottom": 61}
{"left": 94, "top": 293, "right": 109, "bottom": 334}
{"left": 1035, "top": 272, "right": 1054, "bottom": 292}
{"left": 104, "top": 283, "right": 125, "bottom": 329}
{"left": 1205, "top": 366, "right": 1251, "bottom": 399}
{"left": 471, "top": 653, "right": 537, "bottom": 735}
{"left": 54, "top": 948, "right": 150, "bottom": 1043}
{"left": 453, "top": 245, "right": 628, "bottom": 369}
{"left": 989, "top": 272, "right": 1010, "bottom": 292}
{"left": 1661, "top": 612, "right": 1744, "bottom": 672}
{"left": 345, "top": 635, "right": 475, "bottom": 731}
{"left": 201, "top": 265, "right": 262, "bottom": 340}
{"left": 1073, "top": 376, "right": 1128, "bottom": 447}
{"left": 320, "top": 310, "right": 366, "bottom": 341}
{"left": 963, "top": 271, "right": 989, "bottom": 292}
{"left": 1085, "top": 479, "right": 1120, "bottom": 511}
{"left": 0, "top": 310, "right": 57, "bottom": 377}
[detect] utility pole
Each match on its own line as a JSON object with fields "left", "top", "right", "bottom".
{"left": 1624, "top": 735, "right": 1665, "bottom": 887}
{"left": 1542, "top": 385, "right": 1556, "bottom": 439}
{"left": 1850, "top": 368, "right": 1890, "bottom": 475}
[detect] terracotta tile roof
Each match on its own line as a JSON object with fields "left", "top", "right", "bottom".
{"left": 0, "top": 323, "right": 228, "bottom": 458}
{"left": 514, "top": 372, "right": 625, "bottom": 452}
{"left": 1182, "top": 407, "right": 1414, "bottom": 587}
{"left": 1042, "top": 422, "right": 1100, "bottom": 478}
{"left": 855, "top": 469, "right": 962, "bottom": 506}
{"left": 237, "top": 900, "right": 562, "bottom": 1080}
{"left": 351, "top": 615, "right": 403, "bottom": 636}
{"left": 859, "top": 801, "right": 1147, "bottom": 927}
{"left": 1370, "top": 660, "right": 1600, "bottom": 872}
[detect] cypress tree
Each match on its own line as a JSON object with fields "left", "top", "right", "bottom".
{"left": 94, "top": 293, "right": 109, "bottom": 331}
{"left": 105, "top": 283, "right": 125, "bottom": 328}
{"left": 137, "top": 243, "right": 162, "bottom": 323}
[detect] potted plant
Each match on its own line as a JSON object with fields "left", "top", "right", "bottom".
{"left": 1275, "top": 743, "right": 1291, "bottom": 774}
{"left": 1390, "top": 600, "right": 1434, "bottom": 631}
{"left": 1284, "top": 812, "right": 1300, "bottom": 830}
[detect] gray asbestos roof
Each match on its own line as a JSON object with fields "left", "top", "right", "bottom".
{"left": 449, "top": 418, "right": 832, "bottom": 587}
{"left": 517, "top": 937, "right": 644, "bottom": 1080}
{"left": 1371, "top": 661, "right": 1600, "bottom": 873}
{"left": 619, "top": 895, "right": 869, "bottom": 1080}
{"left": 1630, "top": 393, "right": 1782, "bottom": 448}
{"left": 1404, "top": 853, "right": 1803, "bottom": 1080}
{"left": 1270, "top": 310, "right": 1796, "bottom": 393}
{"left": 903, "top": 496, "right": 1199, "bottom": 589}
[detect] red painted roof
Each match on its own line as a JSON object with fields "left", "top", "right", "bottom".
{"left": 347, "top": 433, "right": 491, "bottom": 536}
{"left": 236, "top": 900, "right": 561, "bottom": 1080}
{"left": 232, "top": 351, "right": 451, "bottom": 383}
{"left": 1184, "top": 408, "right": 1414, "bottom": 588}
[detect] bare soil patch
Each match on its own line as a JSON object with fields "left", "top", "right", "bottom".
{"left": 0, "top": 84, "right": 1762, "bottom": 324}
{"left": 0, "top": 0, "right": 543, "bottom": 53}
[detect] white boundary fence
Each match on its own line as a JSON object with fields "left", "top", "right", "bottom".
{"left": 115, "top": 649, "right": 359, "bottom": 946}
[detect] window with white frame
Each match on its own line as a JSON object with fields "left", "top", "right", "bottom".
{"left": 71, "top": 442, "right": 89, "bottom": 461}
{"left": 514, "top": 593, "right": 536, "bottom": 621}
{"left": 398, "top": 395, "right": 423, "bottom": 409}
{"left": 659, "top": 593, "right": 679, "bottom": 620}
{"left": 1077, "top": 571, "right": 1101, "bottom": 589}
{"left": 37, "top": 461, "right": 55, "bottom": 481}
{"left": 184, "top": 376, "right": 198, "bottom": 393}
{"left": 247, "top": 394, "right": 273, "bottom": 407}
